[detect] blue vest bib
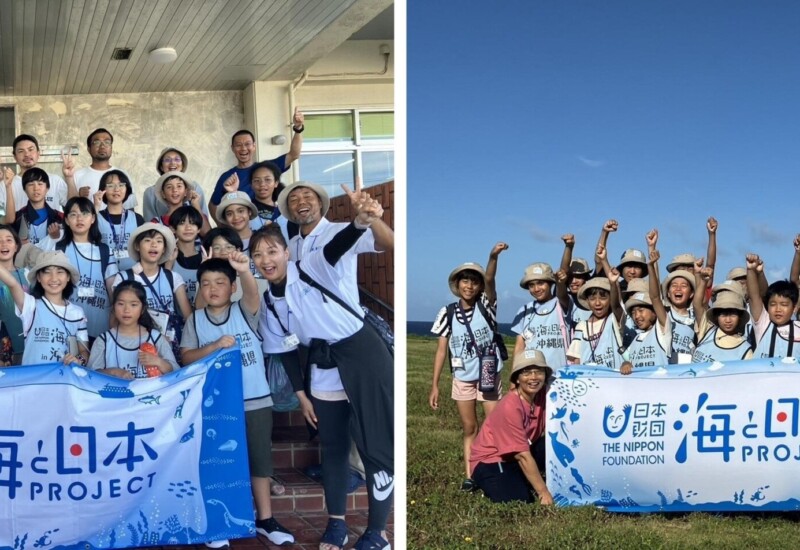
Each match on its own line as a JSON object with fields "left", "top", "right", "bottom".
{"left": 693, "top": 327, "right": 752, "bottom": 363}
{"left": 193, "top": 303, "right": 270, "bottom": 401}
{"left": 101, "top": 328, "right": 162, "bottom": 378}
{"left": 512, "top": 297, "right": 569, "bottom": 372}
{"left": 98, "top": 210, "right": 139, "bottom": 271}
{"left": 65, "top": 243, "right": 111, "bottom": 339}
{"left": 626, "top": 325, "right": 669, "bottom": 368}
{"left": 754, "top": 321, "right": 800, "bottom": 360}
{"left": 448, "top": 303, "right": 500, "bottom": 382}
{"left": 573, "top": 317, "right": 624, "bottom": 371}
{"left": 22, "top": 299, "right": 84, "bottom": 365}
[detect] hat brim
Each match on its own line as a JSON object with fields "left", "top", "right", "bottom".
{"left": 448, "top": 264, "right": 486, "bottom": 297}
{"left": 154, "top": 171, "right": 195, "bottom": 207}
{"left": 27, "top": 253, "right": 80, "bottom": 286}
{"left": 128, "top": 223, "right": 177, "bottom": 264}
{"left": 216, "top": 198, "right": 258, "bottom": 227}
{"left": 276, "top": 181, "right": 331, "bottom": 224}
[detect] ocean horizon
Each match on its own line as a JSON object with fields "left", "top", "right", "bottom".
{"left": 407, "top": 321, "right": 515, "bottom": 337}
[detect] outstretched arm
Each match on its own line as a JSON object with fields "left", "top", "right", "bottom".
{"left": 791, "top": 235, "right": 800, "bottom": 287}
{"left": 693, "top": 266, "right": 713, "bottom": 322}
{"left": 648, "top": 250, "right": 668, "bottom": 328}
{"left": 706, "top": 217, "right": 717, "bottom": 282}
{"left": 229, "top": 250, "right": 259, "bottom": 316}
{"left": 597, "top": 244, "right": 623, "bottom": 322}
{"left": 555, "top": 268, "right": 571, "bottom": 312}
{"left": 746, "top": 253, "right": 764, "bottom": 323}
{"left": 285, "top": 108, "right": 305, "bottom": 166}
{"left": 595, "top": 220, "right": 618, "bottom": 274}
{"left": 560, "top": 233, "right": 574, "bottom": 274}
{"left": 1, "top": 167, "right": 17, "bottom": 225}
{"left": 484, "top": 242, "right": 508, "bottom": 303}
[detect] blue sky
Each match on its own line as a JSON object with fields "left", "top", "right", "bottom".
{"left": 407, "top": 1, "right": 800, "bottom": 323}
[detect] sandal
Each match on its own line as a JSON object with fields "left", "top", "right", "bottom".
{"left": 353, "top": 528, "right": 390, "bottom": 550}
{"left": 270, "top": 477, "right": 286, "bottom": 496}
{"left": 460, "top": 478, "right": 476, "bottom": 492}
{"left": 319, "top": 518, "right": 348, "bottom": 550}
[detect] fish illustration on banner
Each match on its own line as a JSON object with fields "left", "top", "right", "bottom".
{"left": 547, "top": 357, "right": 800, "bottom": 512}
{"left": 0, "top": 346, "right": 253, "bottom": 548}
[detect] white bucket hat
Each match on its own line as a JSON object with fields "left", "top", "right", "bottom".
{"left": 128, "top": 222, "right": 177, "bottom": 264}
{"left": 216, "top": 191, "right": 258, "bottom": 227}
{"left": 276, "top": 181, "right": 330, "bottom": 223}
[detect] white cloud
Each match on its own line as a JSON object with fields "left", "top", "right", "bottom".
{"left": 577, "top": 155, "right": 606, "bottom": 168}
{"left": 749, "top": 222, "right": 786, "bottom": 246}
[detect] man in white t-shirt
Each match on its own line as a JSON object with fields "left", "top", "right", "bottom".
{"left": 74, "top": 128, "right": 137, "bottom": 210}
{"left": 0, "top": 134, "right": 77, "bottom": 215}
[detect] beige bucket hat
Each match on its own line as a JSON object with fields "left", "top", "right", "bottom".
{"left": 622, "top": 277, "right": 648, "bottom": 297}
{"left": 706, "top": 291, "right": 750, "bottom": 333}
{"left": 624, "top": 291, "right": 654, "bottom": 311}
{"left": 616, "top": 248, "right": 648, "bottom": 273}
{"left": 510, "top": 349, "right": 552, "bottom": 383}
{"left": 662, "top": 269, "right": 696, "bottom": 295}
{"left": 569, "top": 258, "right": 592, "bottom": 276}
{"left": 27, "top": 250, "right": 79, "bottom": 286}
{"left": 666, "top": 253, "right": 696, "bottom": 273}
{"left": 519, "top": 262, "right": 555, "bottom": 288}
{"left": 711, "top": 279, "right": 747, "bottom": 299}
{"left": 577, "top": 277, "right": 611, "bottom": 309}
{"left": 726, "top": 267, "right": 747, "bottom": 281}
{"left": 448, "top": 262, "right": 486, "bottom": 297}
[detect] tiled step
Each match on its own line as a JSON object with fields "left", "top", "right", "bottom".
{"left": 271, "top": 467, "right": 368, "bottom": 514}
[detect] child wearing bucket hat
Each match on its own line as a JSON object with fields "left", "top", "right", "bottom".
{"left": 746, "top": 253, "right": 800, "bottom": 360}
{"left": 469, "top": 350, "right": 552, "bottom": 504}
{"left": 619, "top": 257, "right": 673, "bottom": 372}
{"left": 0, "top": 250, "right": 89, "bottom": 365}
{"left": 111, "top": 223, "right": 193, "bottom": 364}
{"left": 430, "top": 242, "right": 508, "bottom": 492}
{"left": 692, "top": 268, "right": 754, "bottom": 363}
{"left": 152, "top": 171, "right": 211, "bottom": 236}
{"left": 223, "top": 160, "right": 291, "bottom": 237}
{"left": 142, "top": 147, "right": 211, "bottom": 223}
{"left": 659, "top": 257, "right": 697, "bottom": 363}
{"left": 510, "top": 260, "right": 571, "bottom": 374}
{"left": 566, "top": 246, "right": 625, "bottom": 371}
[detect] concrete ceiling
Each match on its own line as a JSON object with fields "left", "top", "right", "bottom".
{"left": 0, "top": 0, "right": 393, "bottom": 96}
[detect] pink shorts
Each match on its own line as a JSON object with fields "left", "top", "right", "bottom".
{"left": 451, "top": 376, "right": 503, "bottom": 402}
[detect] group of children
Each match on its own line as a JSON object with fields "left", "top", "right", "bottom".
{"left": 432, "top": 218, "right": 800, "bottom": 492}
{"left": 0, "top": 143, "right": 395, "bottom": 550}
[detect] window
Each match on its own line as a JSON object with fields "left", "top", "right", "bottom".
{"left": 299, "top": 110, "right": 394, "bottom": 197}
{"left": 0, "top": 107, "right": 14, "bottom": 145}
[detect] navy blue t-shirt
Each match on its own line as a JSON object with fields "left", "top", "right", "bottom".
{"left": 209, "top": 154, "right": 288, "bottom": 205}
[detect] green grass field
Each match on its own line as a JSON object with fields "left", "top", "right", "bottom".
{"left": 406, "top": 335, "right": 800, "bottom": 549}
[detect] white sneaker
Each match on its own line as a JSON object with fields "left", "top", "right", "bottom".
{"left": 204, "top": 540, "right": 230, "bottom": 549}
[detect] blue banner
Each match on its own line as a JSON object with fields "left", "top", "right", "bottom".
{"left": 547, "top": 358, "right": 800, "bottom": 511}
{"left": 0, "top": 346, "right": 254, "bottom": 548}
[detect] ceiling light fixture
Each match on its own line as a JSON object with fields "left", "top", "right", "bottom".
{"left": 149, "top": 47, "right": 177, "bottom": 64}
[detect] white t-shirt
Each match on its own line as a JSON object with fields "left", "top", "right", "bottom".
{"left": 1, "top": 173, "right": 69, "bottom": 213}
{"left": 75, "top": 166, "right": 138, "bottom": 210}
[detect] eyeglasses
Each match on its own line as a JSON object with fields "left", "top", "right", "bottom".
{"left": 211, "top": 244, "right": 238, "bottom": 253}
{"left": 162, "top": 157, "right": 182, "bottom": 164}
{"left": 91, "top": 139, "right": 112, "bottom": 147}
{"left": 67, "top": 211, "right": 93, "bottom": 219}
{"left": 252, "top": 177, "right": 275, "bottom": 185}
{"left": 105, "top": 183, "right": 126, "bottom": 190}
